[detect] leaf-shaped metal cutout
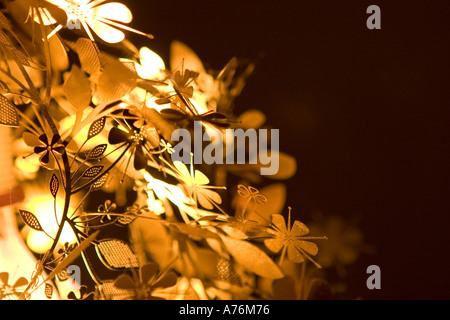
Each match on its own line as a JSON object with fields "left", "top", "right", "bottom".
{"left": 0, "top": 30, "right": 12, "bottom": 47}
{"left": 19, "top": 210, "right": 44, "bottom": 231}
{"left": 87, "top": 117, "right": 106, "bottom": 140}
{"left": 0, "top": 94, "right": 19, "bottom": 127}
{"left": 63, "top": 65, "right": 92, "bottom": 111}
{"left": 95, "top": 60, "right": 138, "bottom": 104}
{"left": 90, "top": 174, "right": 108, "bottom": 191}
{"left": 96, "top": 239, "right": 139, "bottom": 270}
{"left": 50, "top": 174, "right": 59, "bottom": 198}
{"left": 87, "top": 144, "right": 107, "bottom": 159}
{"left": 75, "top": 38, "right": 101, "bottom": 75}
{"left": 220, "top": 235, "right": 284, "bottom": 279}
{"left": 12, "top": 48, "right": 31, "bottom": 67}
{"left": 0, "top": 11, "right": 11, "bottom": 29}
{"left": 45, "top": 283, "right": 53, "bottom": 299}
{"left": 82, "top": 165, "right": 104, "bottom": 178}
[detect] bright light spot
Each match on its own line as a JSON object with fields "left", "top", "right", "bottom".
{"left": 24, "top": 193, "right": 77, "bottom": 254}
{"left": 139, "top": 47, "right": 165, "bottom": 79}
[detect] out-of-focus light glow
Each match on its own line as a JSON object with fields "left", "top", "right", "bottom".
{"left": 23, "top": 192, "right": 77, "bottom": 254}
{"left": 138, "top": 47, "right": 166, "bottom": 79}
{"left": 15, "top": 155, "right": 40, "bottom": 175}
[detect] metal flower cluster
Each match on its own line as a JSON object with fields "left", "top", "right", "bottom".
{"left": 0, "top": 0, "right": 367, "bottom": 300}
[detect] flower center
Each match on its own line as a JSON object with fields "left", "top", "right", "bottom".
{"left": 131, "top": 130, "right": 146, "bottom": 144}
{"left": 1, "top": 285, "right": 15, "bottom": 296}
{"left": 283, "top": 231, "right": 295, "bottom": 243}
{"left": 66, "top": 3, "right": 89, "bottom": 20}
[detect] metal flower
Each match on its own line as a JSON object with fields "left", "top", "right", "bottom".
{"left": 264, "top": 208, "right": 327, "bottom": 267}
{"left": 113, "top": 262, "right": 177, "bottom": 300}
{"left": 0, "top": 272, "right": 29, "bottom": 300}
{"left": 23, "top": 132, "right": 65, "bottom": 168}
{"left": 44, "top": 0, "right": 152, "bottom": 43}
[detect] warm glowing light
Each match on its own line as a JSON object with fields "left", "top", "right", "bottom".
{"left": 137, "top": 47, "right": 166, "bottom": 79}
{"left": 23, "top": 193, "right": 77, "bottom": 254}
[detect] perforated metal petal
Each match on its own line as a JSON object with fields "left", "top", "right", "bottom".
{"left": 50, "top": 174, "right": 59, "bottom": 197}
{"left": 0, "top": 94, "right": 19, "bottom": 127}
{"left": 99, "top": 281, "right": 133, "bottom": 300}
{"left": 96, "top": 239, "right": 140, "bottom": 270}
{"left": 19, "top": 210, "right": 43, "bottom": 231}
{"left": 87, "top": 117, "right": 106, "bottom": 140}
{"left": 82, "top": 165, "right": 104, "bottom": 178}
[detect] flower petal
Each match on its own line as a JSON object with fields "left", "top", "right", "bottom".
{"left": 39, "top": 151, "right": 50, "bottom": 165}
{"left": 291, "top": 220, "right": 310, "bottom": 237}
{"left": 34, "top": 146, "right": 47, "bottom": 154}
{"left": 173, "top": 161, "right": 192, "bottom": 182}
{"left": 194, "top": 170, "right": 210, "bottom": 185}
{"left": 113, "top": 274, "right": 135, "bottom": 290}
{"left": 140, "top": 263, "right": 158, "bottom": 285}
{"left": 264, "top": 236, "right": 284, "bottom": 254}
{"left": 0, "top": 272, "right": 9, "bottom": 285}
{"left": 287, "top": 244, "right": 306, "bottom": 263}
{"left": 23, "top": 132, "right": 42, "bottom": 147}
{"left": 270, "top": 214, "right": 287, "bottom": 233}
{"left": 295, "top": 240, "right": 319, "bottom": 256}
{"left": 38, "top": 134, "right": 49, "bottom": 145}
{"left": 197, "top": 192, "right": 213, "bottom": 210}
{"left": 50, "top": 134, "right": 60, "bottom": 146}
{"left": 92, "top": 3, "right": 133, "bottom": 23}
{"left": 53, "top": 146, "right": 66, "bottom": 155}
{"left": 89, "top": 20, "right": 125, "bottom": 43}
{"left": 153, "top": 272, "right": 177, "bottom": 289}
{"left": 13, "top": 277, "right": 28, "bottom": 288}
{"left": 108, "top": 127, "right": 130, "bottom": 145}
{"left": 133, "top": 145, "right": 147, "bottom": 170}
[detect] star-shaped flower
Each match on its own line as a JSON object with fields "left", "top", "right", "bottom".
{"left": 113, "top": 262, "right": 177, "bottom": 300}
{"left": 43, "top": 0, "right": 152, "bottom": 43}
{"left": 264, "top": 208, "right": 327, "bottom": 268}
{"left": 0, "top": 272, "right": 28, "bottom": 300}
{"left": 23, "top": 132, "right": 65, "bottom": 168}
{"left": 173, "top": 160, "right": 224, "bottom": 210}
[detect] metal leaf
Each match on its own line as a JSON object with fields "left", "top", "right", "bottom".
{"left": 12, "top": 48, "right": 31, "bottom": 67}
{"left": 50, "top": 174, "right": 59, "bottom": 198}
{"left": 45, "top": 283, "right": 53, "bottom": 299}
{"left": 220, "top": 235, "right": 284, "bottom": 279}
{"left": 19, "top": 210, "right": 44, "bottom": 231}
{"left": 95, "top": 60, "right": 138, "bottom": 104}
{"left": 75, "top": 38, "right": 101, "bottom": 75}
{"left": 82, "top": 165, "right": 104, "bottom": 178}
{"left": 0, "top": 30, "right": 12, "bottom": 47}
{"left": 90, "top": 174, "right": 108, "bottom": 191}
{"left": 87, "top": 144, "right": 107, "bottom": 159}
{"left": 0, "top": 11, "right": 12, "bottom": 29}
{"left": 63, "top": 65, "right": 92, "bottom": 111}
{"left": 96, "top": 239, "right": 140, "bottom": 270}
{"left": 0, "top": 94, "right": 19, "bottom": 127}
{"left": 87, "top": 117, "right": 106, "bottom": 140}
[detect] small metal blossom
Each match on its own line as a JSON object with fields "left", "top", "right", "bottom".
{"left": 42, "top": 0, "right": 153, "bottom": 43}
{"left": 67, "top": 285, "right": 95, "bottom": 300}
{"left": 0, "top": 272, "right": 29, "bottom": 300}
{"left": 113, "top": 263, "right": 177, "bottom": 300}
{"left": 98, "top": 200, "right": 117, "bottom": 223}
{"left": 264, "top": 208, "right": 328, "bottom": 268}
{"left": 30, "top": 133, "right": 65, "bottom": 167}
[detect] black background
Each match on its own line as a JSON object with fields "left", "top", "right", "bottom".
{"left": 124, "top": 0, "right": 449, "bottom": 299}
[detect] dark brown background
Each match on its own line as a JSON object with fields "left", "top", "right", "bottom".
{"left": 126, "top": 0, "right": 450, "bottom": 299}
